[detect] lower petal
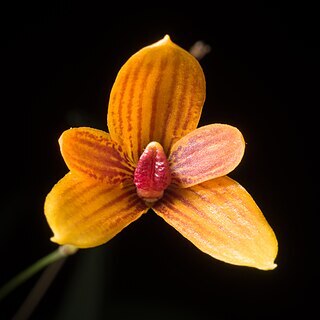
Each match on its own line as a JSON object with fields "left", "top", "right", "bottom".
{"left": 44, "top": 172, "right": 148, "bottom": 248}
{"left": 153, "top": 176, "right": 278, "bottom": 270}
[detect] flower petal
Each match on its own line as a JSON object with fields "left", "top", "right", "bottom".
{"left": 59, "top": 127, "right": 135, "bottom": 184}
{"left": 44, "top": 172, "right": 148, "bottom": 248}
{"left": 153, "top": 176, "right": 278, "bottom": 270}
{"left": 169, "top": 124, "right": 245, "bottom": 188}
{"left": 107, "top": 35, "right": 206, "bottom": 163}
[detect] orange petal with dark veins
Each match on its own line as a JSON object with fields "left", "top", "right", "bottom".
{"left": 59, "top": 127, "right": 135, "bottom": 184}
{"left": 107, "top": 35, "right": 206, "bottom": 163}
{"left": 153, "top": 176, "right": 278, "bottom": 270}
{"left": 44, "top": 172, "right": 148, "bottom": 248}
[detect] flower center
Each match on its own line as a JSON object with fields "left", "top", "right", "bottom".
{"left": 133, "top": 141, "right": 171, "bottom": 204}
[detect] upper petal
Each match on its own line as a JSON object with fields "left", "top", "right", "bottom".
{"left": 59, "top": 127, "right": 135, "bottom": 184}
{"left": 44, "top": 172, "right": 148, "bottom": 248}
{"left": 153, "top": 176, "right": 278, "bottom": 270}
{"left": 169, "top": 124, "right": 245, "bottom": 188}
{"left": 107, "top": 35, "right": 206, "bottom": 163}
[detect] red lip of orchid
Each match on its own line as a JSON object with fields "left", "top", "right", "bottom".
{"left": 44, "top": 35, "right": 278, "bottom": 270}
{"left": 133, "top": 141, "right": 171, "bottom": 204}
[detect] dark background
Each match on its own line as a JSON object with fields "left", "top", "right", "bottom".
{"left": 1, "top": 1, "right": 317, "bottom": 319}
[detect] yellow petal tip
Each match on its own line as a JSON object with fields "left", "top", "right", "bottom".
{"left": 258, "top": 262, "right": 277, "bottom": 271}
{"left": 163, "top": 34, "right": 171, "bottom": 41}
{"left": 50, "top": 235, "right": 62, "bottom": 245}
{"left": 151, "top": 34, "right": 172, "bottom": 47}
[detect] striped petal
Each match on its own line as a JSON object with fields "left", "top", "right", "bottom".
{"left": 153, "top": 176, "right": 278, "bottom": 270}
{"left": 44, "top": 172, "right": 148, "bottom": 248}
{"left": 59, "top": 127, "right": 135, "bottom": 184}
{"left": 107, "top": 35, "right": 206, "bottom": 163}
{"left": 169, "top": 124, "right": 245, "bottom": 188}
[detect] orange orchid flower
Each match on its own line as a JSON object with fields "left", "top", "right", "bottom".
{"left": 44, "top": 35, "right": 278, "bottom": 270}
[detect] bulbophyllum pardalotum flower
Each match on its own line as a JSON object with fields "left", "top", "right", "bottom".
{"left": 44, "top": 35, "right": 278, "bottom": 270}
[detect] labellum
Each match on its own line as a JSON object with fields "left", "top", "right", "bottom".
{"left": 134, "top": 142, "right": 171, "bottom": 204}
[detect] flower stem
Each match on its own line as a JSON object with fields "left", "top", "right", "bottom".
{"left": 0, "top": 244, "right": 78, "bottom": 301}
{"left": 12, "top": 258, "right": 66, "bottom": 320}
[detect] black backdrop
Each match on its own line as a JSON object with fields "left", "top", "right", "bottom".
{"left": 1, "top": 2, "right": 317, "bottom": 319}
